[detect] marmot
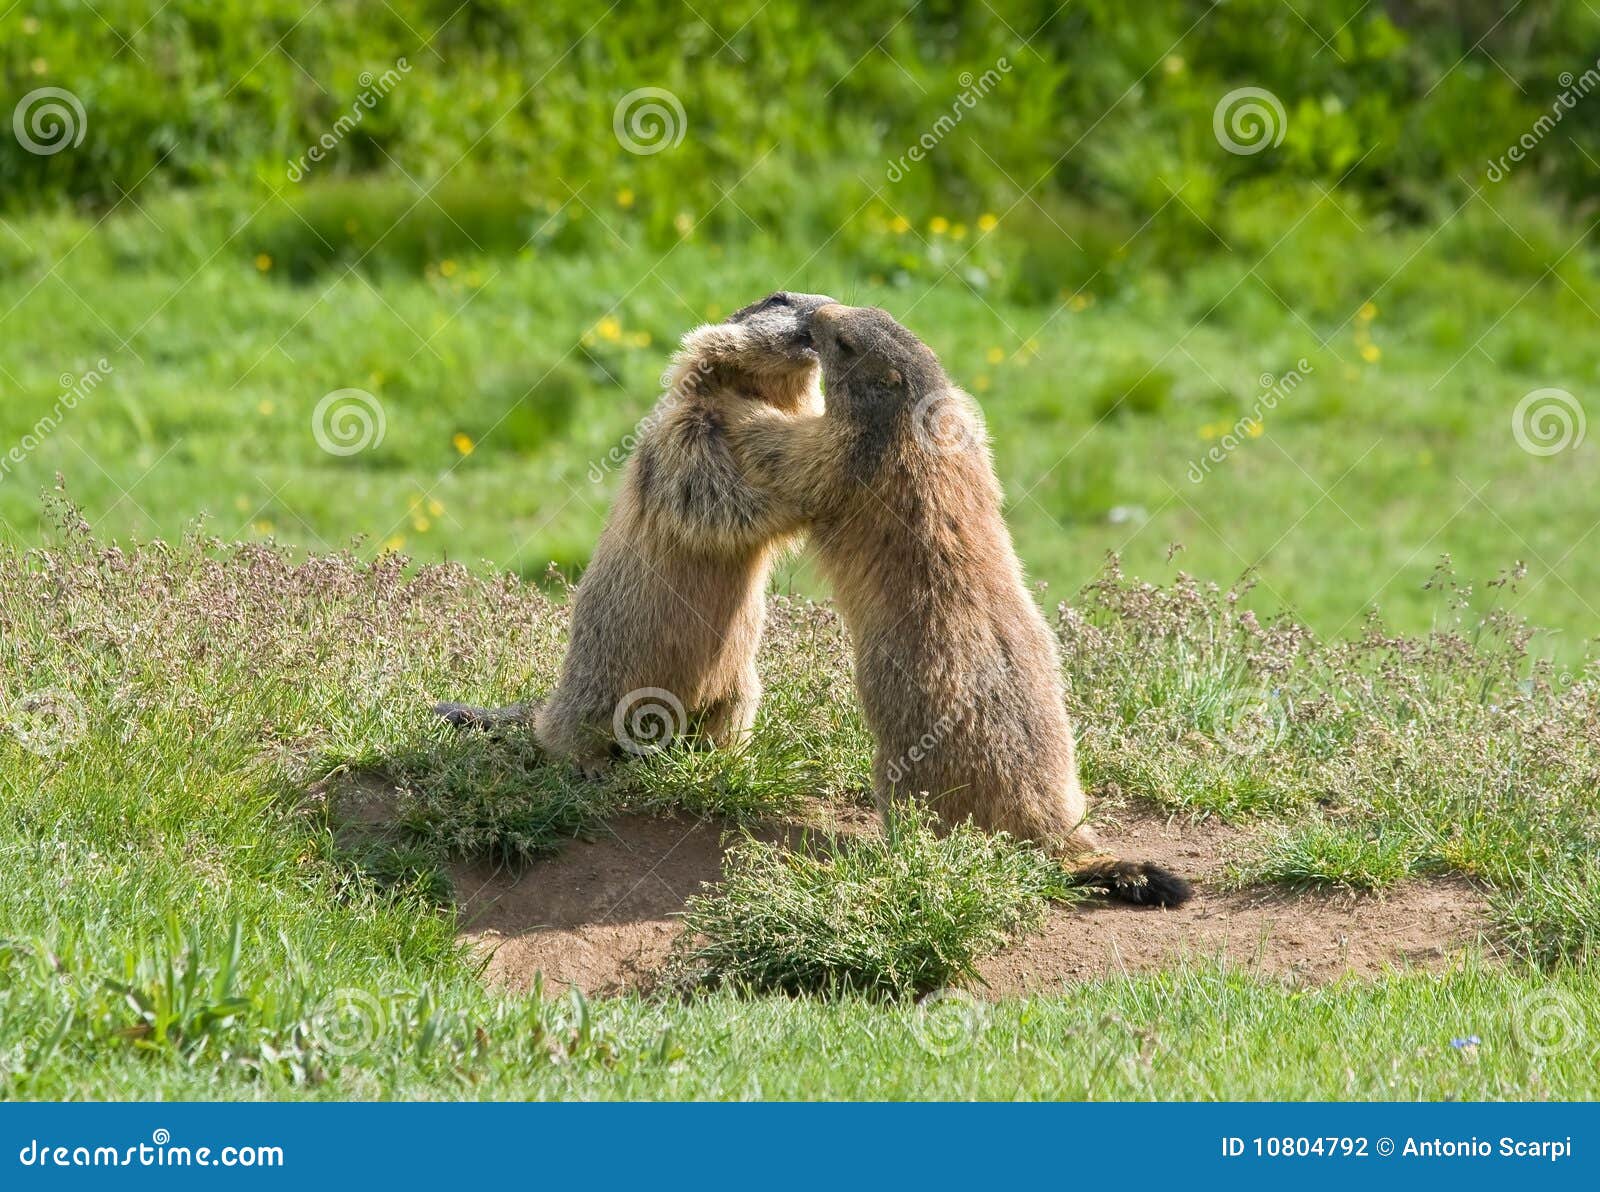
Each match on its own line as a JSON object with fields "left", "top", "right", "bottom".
{"left": 729, "top": 303, "right": 1192, "bottom": 906}
{"left": 435, "top": 291, "right": 834, "bottom": 776}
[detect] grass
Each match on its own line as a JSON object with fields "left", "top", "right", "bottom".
{"left": 5, "top": 958, "right": 1597, "bottom": 1100}
{"left": 2, "top": 177, "right": 1598, "bottom": 650}
{"left": 1, "top": 520, "right": 1597, "bottom": 1098}
{"left": 671, "top": 808, "right": 1078, "bottom": 997}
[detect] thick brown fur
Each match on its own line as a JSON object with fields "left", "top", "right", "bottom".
{"left": 728, "top": 303, "right": 1192, "bottom": 907}
{"left": 435, "top": 292, "right": 832, "bottom": 777}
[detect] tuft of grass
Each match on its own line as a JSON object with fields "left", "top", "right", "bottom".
{"left": 374, "top": 734, "right": 612, "bottom": 866}
{"left": 625, "top": 736, "right": 821, "bottom": 823}
{"left": 671, "top": 807, "right": 1079, "bottom": 998}
{"left": 1241, "top": 822, "right": 1419, "bottom": 892}
{"left": 1492, "top": 856, "right": 1600, "bottom": 969}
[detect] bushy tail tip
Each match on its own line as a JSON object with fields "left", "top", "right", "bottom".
{"left": 432, "top": 700, "right": 533, "bottom": 731}
{"left": 1070, "top": 857, "right": 1193, "bottom": 908}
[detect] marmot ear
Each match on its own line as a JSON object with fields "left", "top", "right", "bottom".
{"left": 886, "top": 368, "right": 902, "bottom": 386}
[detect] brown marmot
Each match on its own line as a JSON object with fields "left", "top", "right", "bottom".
{"left": 729, "top": 302, "right": 1192, "bottom": 906}
{"left": 435, "top": 291, "right": 833, "bottom": 777}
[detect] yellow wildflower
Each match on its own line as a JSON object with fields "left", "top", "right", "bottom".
{"left": 929, "top": 216, "right": 950, "bottom": 235}
{"left": 616, "top": 187, "right": 635, "bottom": 208}
{"left": 889, "top": 215, "right": 910, "bottom": 234}
{"left": 1358, "top": 301, "right": 1379, "bottom": 322}
{"left": 596, "top": 316, "right": 622, "bottom": 342}
{"left": 985, "top": 347, "right": 1005, "bottom": 365}
{"left": 1360, "top": 343, "right": 1381, "bottom": 363}
{"left": 452, "top": 432, "right": 475, "bottom": 456}
{"left": 977, "top": 213, "right": 999, "bottom": 232}
{"left": 254, "top": 253, "right": 272, "bottom": 272}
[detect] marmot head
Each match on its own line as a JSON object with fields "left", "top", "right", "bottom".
{"left": 668, "top": 291, "right": 835, "bottom": 411}
{"left": 808, "top": 303, "right": 986, "bottom": 466}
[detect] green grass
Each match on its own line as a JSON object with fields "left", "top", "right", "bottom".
{"left": 1, "top": 526, "right": 1597, "bottom": 1099}
{"left": 5, "top": 952, "right": 1597, "bottom": 1100}
{"left": 3, "top": 178, "right": 1598, "bottom": 650}
{"left": 672, "top": 808, "right": 1079, "bottom": 997}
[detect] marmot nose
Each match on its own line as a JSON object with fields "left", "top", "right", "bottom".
{"left": 812, "top": 302, "right": 845, "bottom": 324}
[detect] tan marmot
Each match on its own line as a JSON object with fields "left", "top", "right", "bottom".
{"left": 729, "top": 303, "right": 1191, "bottom": 905}
{"left": 435, "top": 291, "right": 834, "bottom": 776}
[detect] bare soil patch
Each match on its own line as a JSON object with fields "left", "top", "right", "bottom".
{"left": 326, "top": 776, "right": 1491, "bottom": 997}
{"left": 975, "top": 811, "right": 1491, "bottom": 995}
{"left": 435, "top": 803, "right": 1492, "bottom": 997}
{"left": 448, "top": 805, "right": 877, "bottom": 995}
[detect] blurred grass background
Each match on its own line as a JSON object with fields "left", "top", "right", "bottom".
{"left": 1, "top": 0, "right": 1597, "bottom": 651}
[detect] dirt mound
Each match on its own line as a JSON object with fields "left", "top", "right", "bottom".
{"left": 451, "top": 814, "right": 726, "bottom": 995}
{"left": 443, "top": 806, "right": 1492, "bottom": 997}
{"left": 975, "top": 813, "right": 1489, "bottom": 994}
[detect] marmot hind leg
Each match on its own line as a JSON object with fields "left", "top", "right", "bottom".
{"left": 532, "top": 694, "right": 615, "bottom": 781}
{"left": 694, "top": 667, "right": 761, "bottom": 751}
